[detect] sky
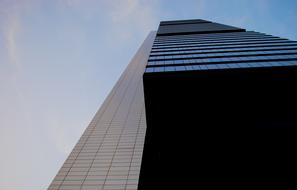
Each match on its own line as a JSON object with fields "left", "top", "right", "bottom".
{"left": 0, "top": 0, "right": 297, "bottom": 189}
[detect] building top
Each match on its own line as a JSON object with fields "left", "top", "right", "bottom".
{"left": 145, "top": 19, "right": 297, "bottom": 74}
{"left": 157, "top": 19, "right": 245, "bottom": 36}
{"left": 160, "top": 19, "right": 211, "bottom": 26}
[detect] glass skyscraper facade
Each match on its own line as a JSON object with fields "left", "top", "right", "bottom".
{"left": 49, "top": 19, "right": 297, "bottom": 190}
{"left": 146, "top": 20, "right": 297, "bottom": 73}
{"left": 141, "top": 19, "right": 297, "bottom": 189}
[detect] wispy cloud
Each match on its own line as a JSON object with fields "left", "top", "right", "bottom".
{"left": 0, "top": 0, "right": 21, "bottom": 69}
{"left": 5, "top": 14, "right": 20, "bottom": 68}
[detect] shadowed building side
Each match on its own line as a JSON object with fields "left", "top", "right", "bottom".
{"left": 140, "top": 19, "right": 297, "bottom": 189}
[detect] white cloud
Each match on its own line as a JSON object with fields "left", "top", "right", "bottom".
{"left": 6, "top": 17, "right": 18, "bottom": 60}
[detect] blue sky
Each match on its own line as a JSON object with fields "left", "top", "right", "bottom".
{"left": 0, "top": 0, "right": 296, "bottom": 189}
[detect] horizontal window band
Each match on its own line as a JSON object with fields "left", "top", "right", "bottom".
{"left": 159, "top": 21, "right": 211, "bottom": 26}
{"left": 148, "top": 52, "right": 297, "bottom": 62}
{"left": 151, "top": 42, "right": 297, "bottom": 53}
{"left": 154, "top": 34, "right": 274, "bottom": 44}
{"left": 154, "top": 33, "right": 271, "bottom": 42}
{"left": 155, "top": 33, "right": 266, "bottom": 41}
{"left": 146, "top": 58, "right": 297, "bottom": 68}
{"left": 156, "top": 28, "right": 246, "bottom": 36}
{"left": 152, "top": 39, "right": 290, "bottom": 50}
{"left": 150, "top": 43, "right": 297, "bottom": 54}
{"left": 149, "top": 47, "right": 297, "bottom": 57}
{"left": 145, "top": 61, "right": 297, "bottom": 73}
{"left": 153, "top": 37, "right": 281, "bottom": 47}
{"left": 153, "top": 39, "right": 289, "bottom": 49}
{"left": 154, "top": 38, "right": 277, "bottom": 46}
{"left": 155, "top": 31, "right": 260, "bottom": 40}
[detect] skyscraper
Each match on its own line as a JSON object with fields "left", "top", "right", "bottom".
{"left": 48, "top": 32, "right": 155, "bottom": 190}
{"left": 49, "top": 19, "right": 297, "bottom": 190}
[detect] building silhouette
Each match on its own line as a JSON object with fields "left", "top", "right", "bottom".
{"left": 49, "top": 19, "right": 297, "bottom": 190}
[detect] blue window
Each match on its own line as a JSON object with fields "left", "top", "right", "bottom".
{"left": 164, "top": 60, "right": 174, "bottom": 65}
{"left": 219, "top": 57, "right": 229, "bottom": 62}
{"left": 192, "top": 65, "right": 201, "bottom": 70}
{"left": 206, "top": 64, "right": 218, "bottom": 70}
{"left": 145, "top": 68, "right": 154, "bottom": 73}
{"left": 175, "top": 66, "right": 186, "bottom": 71}
{"left": 193, "top": 54, "right": 201, "bottom": 58}
{"left": 228, "top": 57, "right": 237, "bottom": 61}
{"left": 237, "top": 63, "right": 250, "bottom": 68}
{"left": 260, "top": 62, "right": 273, "bottom": 67}
{"left": 217, "top": 64, "right": 229, "bottom": 69}
{"left": 148, "top": 61, "right": 155, "bottom": 66}
{"left": 287, "top": 61, "right": 297, "bottom": 65}
{"left": 277, "top": 61, "right": 288, "bottom": 66}
{"left": 154, "top": 67, "right": 164, "bottom": 72}
{"left": 227, "top": 64, "right": 240, "bottom": 68}
{"left": 165, "top": 66, "right": 175, "bottom": 72}
{"left": 156, "top": 60, "right": 165, "bottom": 65}
{"left": 199, "top": 65, "right": 208, "bottom": 70}
{"left": 188, "top": 59, "right": 196, "bottom": 64}
{"left": 201, "top": 58, "right": 211, "bottom": 63}
{"left": 243, "top": 57, "right": 255, "bottom": 61}
{"left": 269, "top": 62, "right": 282, "bottom": 67}
{"left": 185, "top": 66, "right": 193, "bottom": 70}
{"left": 247, "top": 63, "right": 259, "bottom": 67}
{"left": 174, "top": 60, "right": 184, "bottom": 64}
{"left": 183, "top": 60, "right": 191, "bottom": 64}
{"left": 287, "top": 55, "right": 297, "bottom": 59}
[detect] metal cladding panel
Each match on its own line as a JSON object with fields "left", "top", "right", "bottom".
{"left": 157, "top": 21, "right": 245, "bottom": 36}
{"left": 48, "top": 32, "right": 155, "bottom": 190}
